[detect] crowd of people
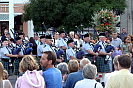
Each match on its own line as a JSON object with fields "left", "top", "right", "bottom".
{"left": 0, "top": 28, "right": 133, "bottom": 88}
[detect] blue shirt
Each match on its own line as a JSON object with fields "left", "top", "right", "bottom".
{"left": 82, "top": 42, "right": 94, "bottom": 54}
{"left": 43, "top": 67, "right": 62, "bottom": 88}
{"left": 57, "top": 38, "right": 68, "bottom": 50}
{"left": 42, "top": 44, "right": 55, "bottom": 53}
{"left": 1, "top": 46, "right": 12, "bottom": 59}
{"left": 64, "top": 70, "right": 83, "bottom": 88}
{"left": 37, "top": 44, "right": 45, "bottom": 56}
{"left": 120, "top": 33, "right": 128, "bottom": 41}
{"left": 66, "top": 47, "right": 76, "bottom": 60}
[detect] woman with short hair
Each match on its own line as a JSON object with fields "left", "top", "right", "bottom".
{"left": 68, "top": 60, "right": 79, "bottom": 73}
{"left": 74, "top": 64, "right": 103, "bottom": 88}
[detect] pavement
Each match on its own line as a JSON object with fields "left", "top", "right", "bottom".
{"left": 9, "top": 75, "right": 17, "bottom": 88}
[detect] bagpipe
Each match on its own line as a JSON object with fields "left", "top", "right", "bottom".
{"left": 56, "top": 50, "right": 65, "bottom": 58}
{"left": 10, "top": 28, "right": 19, "bottom": 42}
{"left": 51, "top": 43, "right": 65, "bottom": 59}
{"left": 13, "top": 47, "right": 21, "bottom": 55}
{"left": 25, "top": 43, "right": 33, "bottom": 55}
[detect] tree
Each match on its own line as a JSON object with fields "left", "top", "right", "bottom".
{"left": 22, "top": 0, "right": 127, "bottom": 32}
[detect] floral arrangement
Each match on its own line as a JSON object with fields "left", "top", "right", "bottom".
{"left": 92, "top": 9, "right": 118, "bottom": 34}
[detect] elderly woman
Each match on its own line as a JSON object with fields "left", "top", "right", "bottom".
{"left": 15, "top": 55, "right": 45, "bottom": 88}
{"left": 68, "top": 60, "right": 79, "bottom": 73}
{"left": 74, "top": 64, "right": 103, "bottom": 88}
{"left": 57, "top": 62, "right": 68, "bottom": 76}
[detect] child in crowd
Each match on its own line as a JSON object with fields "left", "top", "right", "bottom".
{"left": 112, "top": 46, "right": 122, "bottom": 58}
{"left": 15, "top": 55, "right": 45, "bottom": 88}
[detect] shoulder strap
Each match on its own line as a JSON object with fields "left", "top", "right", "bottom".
{"left": 94, "top": 83, "right": 97, "bottom": 88}
{"left": 3, "top": 80, "right": 5, "bottom": 88}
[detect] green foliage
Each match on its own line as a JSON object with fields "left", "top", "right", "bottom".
{"left": 22, "top": 0, "right": 127, "bottom": 32}
{"left": 92, "top": 9, "right": 117, "bottom": 34}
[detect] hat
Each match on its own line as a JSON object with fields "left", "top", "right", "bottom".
{"left": 98, "top": 32, "right": 106, "bottom": 37}
{"left": 18, "top": 33, "right": 24, "bottom": 35}
{"left": 59, "top": 30, "right": 65, "bottom": 34}
{"left": 16, "top": 37, "right": 21, "bottom": 41}
{"left": 2, "top": 39, "right": 8, "bottom": 42}
{"left": 67, "top": 39, "right": 74, "bottom": 44}
{"left": 6, "top": 33, "right": 10, "bottom": 35}
{"left": 45, "top": 35, "right": 52, "bottom": 39}
{"left": 84, "top": 33, "right": 90, "bottom": 38}
{"left": 40, "top": 35, "right": 45, "bottom": 39}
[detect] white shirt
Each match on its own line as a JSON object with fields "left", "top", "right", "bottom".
{"left": 104, "top": 71, "right": 119, "bottom": 85}
{"left": 74, "top": 79, "right": 103, "bottom": 88}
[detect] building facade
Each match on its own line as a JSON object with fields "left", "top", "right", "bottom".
{"left": 0, "top": 0, "right": 34, "bottom": 38}
{"left": 120, "top": 0, "right": 133, "bottom": 34}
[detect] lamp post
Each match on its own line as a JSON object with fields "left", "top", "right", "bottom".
{"left": 9, "top": 0, "right": 14, "bottom": 38}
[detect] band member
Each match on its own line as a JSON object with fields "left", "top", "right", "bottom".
{"left": 96, "top": 32, "right": 111, "bottom": 73}
{"left": 1, "top": 39, "right": 18, "bottom": 75}
{"left": 14, "top": 37, "right": 25, "bottom": 75}
{"left": 82, "top": 33, "right": 98, "bottom": 63}
{"left": 66, "top": 39, "right": 80, "bottom": 61}
{"left": 57, "top": 31, "right": 68, "bottom": 51}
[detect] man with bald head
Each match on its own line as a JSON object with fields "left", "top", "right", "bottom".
{"left": 63, "top": 58, "right": 90, "bottom": 88}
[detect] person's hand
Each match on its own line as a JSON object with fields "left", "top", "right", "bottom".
{"left": 56, "top": 59, "right": 62, "bottom": 62}
{"left": 95, "top": 53, "right": 98, "bottom": 56}
{"left": 107, "top": 53, "right": 111, "bottom": 56}
{"left": 60, "top": 57, "right": 64, "bottom": 60}
{"left": 62, "top": 74, "right": 68, "bottom": 82}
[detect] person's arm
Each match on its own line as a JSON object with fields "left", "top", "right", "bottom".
{"left": 5, "top": 54, "right": 18, "bottom": 58}
{"left": 87, "top": 49, "right": 98, "bottom": 56}
{"left": 98, "top": 51, "right": 111, "bottom": 56}
{"left": 61, "top": 46, "right": 67, "bottom": 50}
{"left": 70, "top": 56, "right": 81, "bottom": 62}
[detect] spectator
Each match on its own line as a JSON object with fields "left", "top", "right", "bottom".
{"left": 74, "top": 63, "right": 103, "bottom": 88}
{"left": 104, "top": 55, "right": 120, "bottom": 85}
{"left": 105, "top": 54, "right": 133, "bottom": 88}
{"left": 0, "top": 62, "right": 12, "bottom": 88}
{"left": 69, "top": 31, "right": 75, "bottom": 40}
{"left": 57, "top": 62, "right": 68, "bottom": 76}
{"left": 15, "top": 55, "right": 45, "bottom": 88}
{"left": 111, "top": 32, "right": 122, "bottom": 47}
{"left": 53, "top": 32, "right": 59, "bottom": 47}
{"left": 68, "top": 60, "right": 79, "bottom": 73}
{"left": 74, "top": 33, "right": 83, "bottom": 50}
{"left": 63, "top": 58, "right": 90, "bottom": 88}
{"left": 1, "top": 29, "right": 8, "bottom": 41}
{"left": 120, "top": 36, "right": 132, "bottom": 54}
{"left": 40, "top": 51, "right": 62, "bottom": 88}
{"left": 29, "top": 37, "right": 37, "bottom": 56}
{"left": 34, "top": 34, "right": 40, "bottom": 45}
{"left": 57, "top": 62, "right": 68, "bottom": 86}
{"left": 120, "top": 28, "right": 128, "bottom": 41}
